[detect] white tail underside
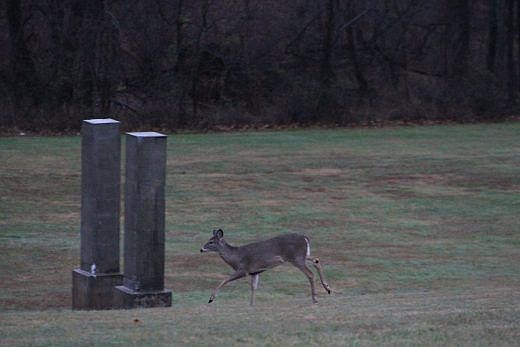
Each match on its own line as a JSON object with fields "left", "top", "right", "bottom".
{"left": 305, "top": 237, "right": 311, "bottom": 257}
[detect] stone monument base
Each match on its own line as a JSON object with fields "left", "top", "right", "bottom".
{"left": 72, "top": 269, "right": 123, "bottom": 310}
{"left": 114, "top": 286, "right": 172, "bottom": 309}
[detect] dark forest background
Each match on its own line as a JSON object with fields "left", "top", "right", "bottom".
{"left": 1, "top": 0, "right": 519, "bottom": 132}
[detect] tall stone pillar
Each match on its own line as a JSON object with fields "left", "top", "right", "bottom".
{"left": 115, "top": 132, "right": 172, "bottom": 308}
{"left": 72, "top": 119, "right": 123, "bottom": 310}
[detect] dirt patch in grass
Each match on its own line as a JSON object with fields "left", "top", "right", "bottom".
{"left": 446, "top": 174, "right": 520, "bottom": 191}
{"left": 1, "top": 291, "right": 70, "bottom": 311}
{"left": 303, "top": 185, "right": 327, "bottom": 192}
{"left": 41, "top": 212, "right": 79, "bottom": 224}
{"left": 191, "top": 173, "right": 232, "bottom": 178}
{"left": 377, "top": 187, "right": 420, "bottom": 199}
{"left": 369, "top": 174, "right": 444, "bottom": 190}
{"left": 365, "top": 174, "right": 446, "bottom": 199}
{"left": 298, "top": 168, "right": 343, "bottom": 176}
{"left": 166, "top": 252, "right": 249, "bottom": 293}
{"left": 382, "top": 174, "right": 445, "bottom": 185}
{"left": 0, "top": 245, "right": 76, "bottom": 310}
{"left": 257, "top": 199, "right": 284, "bottom": 207}
{"left": 168, "top": 253, "right": 209, "bottom": 272}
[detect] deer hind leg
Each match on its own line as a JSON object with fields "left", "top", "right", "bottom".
{"left": 291, "top": 260, "right": 318, "bottom": 304}
{"left": 250, "top": 274, "right": 260, "bottom": 306}
{"left": 307, "top": 257, "right": 331, "bottom": 294}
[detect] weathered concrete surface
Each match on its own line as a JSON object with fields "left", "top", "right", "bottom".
{"left": 72, "top": 118, "right": 122, "bottom": 310}
{"left": 114, "top": 132, "right": 171, "bottom": 308}
{"left": 114, "top": 285, "right": 172, "bottom": 309}
{"left": 79, "top": 118, "right": 121, "bottom": 273}
{"left": 72, "top": 269, "right": 123, "bottom": 310}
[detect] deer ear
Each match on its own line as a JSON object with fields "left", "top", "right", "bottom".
{"left": 215, "top": 229, "right": 224, "bottom": 239}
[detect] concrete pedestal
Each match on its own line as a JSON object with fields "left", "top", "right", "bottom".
{"left": 114, "top": 286, "right": 172, "bottom": 309}
{"left": 72, "top": 269, "right": 123, "bottom": 310}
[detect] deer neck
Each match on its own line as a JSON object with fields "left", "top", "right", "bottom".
{"left": 218, "top": 240, "right": 241, "bottom": 270}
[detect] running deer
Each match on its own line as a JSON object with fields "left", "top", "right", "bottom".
{"left": 200, "top": 229, "right": 331, "bottom": 305}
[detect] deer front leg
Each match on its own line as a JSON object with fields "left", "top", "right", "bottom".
{"left": 209, "top": 270, "right": 246, "bottom": 303}
{"left": 250, "top": 274, "right": 260, "bottom": 306}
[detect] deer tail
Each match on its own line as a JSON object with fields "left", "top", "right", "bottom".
{"left": 304, "top": 236, "right": 311, "bottom": 257}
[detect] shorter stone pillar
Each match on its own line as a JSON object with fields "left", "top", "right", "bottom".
{"left": 72, "top": 118, "right": 123, "bottom": 310}
{"left": 115, "top": 132, "right": 172, "bottom": 308}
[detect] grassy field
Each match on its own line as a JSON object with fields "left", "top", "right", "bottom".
{"left": 0, "top": 123, "right": 519, "bottom": 346}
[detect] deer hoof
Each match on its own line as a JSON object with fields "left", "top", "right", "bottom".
{"left": 323, "top": 283, "right": 331, "bottom": 294}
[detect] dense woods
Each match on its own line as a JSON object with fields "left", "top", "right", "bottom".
{"left": 1, "top": 0, "right": 519, "bottom": 131}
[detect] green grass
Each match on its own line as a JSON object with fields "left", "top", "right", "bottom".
{"left": 1, "top": 123, "right": 519, "bottom": 346}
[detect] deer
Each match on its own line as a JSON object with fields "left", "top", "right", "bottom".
{"left": 200, "top": 229, "right": 331, "bottom": 305}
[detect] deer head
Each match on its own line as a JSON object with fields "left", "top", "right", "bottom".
{"left": 200, "top": 228, "right": 224, "bottom": 252}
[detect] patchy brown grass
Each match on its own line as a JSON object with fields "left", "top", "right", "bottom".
{"left": 0, "top": 124, "right": 519, "bottom": 345}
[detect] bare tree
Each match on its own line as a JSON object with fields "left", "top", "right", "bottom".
{"left": 0, "top": 0, "right": 517, "bottom": 130}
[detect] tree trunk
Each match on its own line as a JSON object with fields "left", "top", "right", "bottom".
{"left": 346, "top": 26, "right": 368, "bottom": 101}
{"left": 191, "top": 0, "right": 210, "bottom": 122}
{"left": 171, "top": 0, "right": 188, "bottom": 126}
{"left": 174, "top": 0, "right": 185, "bottom": 74}
{"left": 320, "top": 0, "right": 335, "bottom": 87}
{"left": 517, "top": 0, "right": 520, "bottom": 92}
{"left": 6, "top": 0, "right": 40, "bottom": 125}
{"left": 448, "top": 0, "right": 470, "bottom": 78}
{"left": 505, "top": 0, "right": 516, "bottom": 103}
{"left": 317, "top": 0, "right": 335, "bottom": 121}
{"left": 240, "top": 0, "right": 258, "bottom": 114}
{"left": 487, "top": 0, "right": 499, "bottom": 72}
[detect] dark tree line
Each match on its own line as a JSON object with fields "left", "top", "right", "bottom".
{"left": 1, "top": 0, "right": 519, "bottom": 131}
